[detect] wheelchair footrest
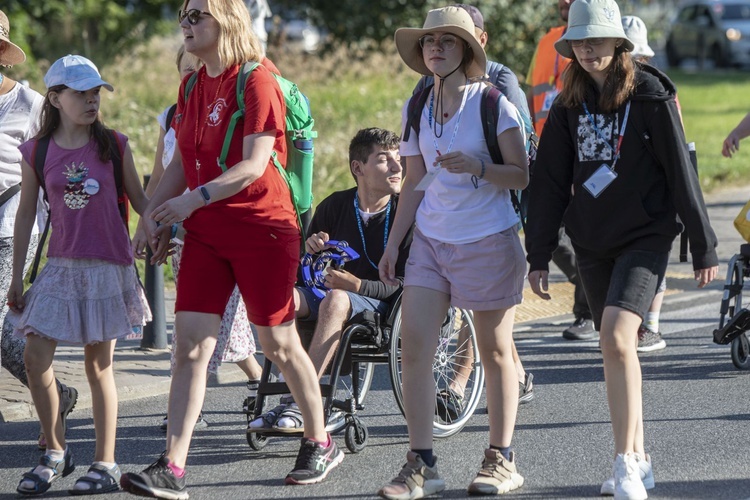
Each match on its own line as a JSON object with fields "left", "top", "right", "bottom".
{"left": 714, "top": 308, "right": 750, "bottom": 344}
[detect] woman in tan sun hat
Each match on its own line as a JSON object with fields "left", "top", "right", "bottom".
{"left": 0, "top": 9, "right": 79, "bottom": 453}
{"left": 525, "top": 0, "right": 718, "bottom": 498}
{"left": 379, "top": 6, "right": 528, "bottom": 498}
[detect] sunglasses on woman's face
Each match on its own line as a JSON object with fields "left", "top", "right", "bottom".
{"left": 569, "top": 38, "right": 608, "bottom": 49}
{"left": 178, "top": 9, "right": 212, "bottom": 26}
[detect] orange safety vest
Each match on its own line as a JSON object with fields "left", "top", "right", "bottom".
{"left": 528, "top": 26, "right": 570, "bottom": 137}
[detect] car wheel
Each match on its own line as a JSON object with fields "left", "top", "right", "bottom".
{"left": 666, "top": 40, "right": 681, "bottom": 68}
{"left": 712, "top": 44, "right": 728, "bottom": 68}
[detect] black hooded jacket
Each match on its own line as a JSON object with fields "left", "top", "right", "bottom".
{"left": 525, "top": 63, "right": 718, "bottom": 271}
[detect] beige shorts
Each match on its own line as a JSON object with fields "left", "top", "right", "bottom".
{"left": 404, "top": 227, "right": 525, "bottom": 311}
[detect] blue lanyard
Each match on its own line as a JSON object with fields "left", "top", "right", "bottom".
{"left": 353, "top": 193, "right": 390, "bottom": 270}
{"left": 582, "top": 101, "right": 631, "bottom": 170}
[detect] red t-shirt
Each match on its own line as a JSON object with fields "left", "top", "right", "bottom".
{"left": 174, "top": 63, "right": 297, "bottom": 232}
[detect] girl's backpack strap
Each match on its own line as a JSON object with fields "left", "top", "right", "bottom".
{"left": 106, "top": 129, "right": 128, "bottom": 226}
{"left": 31, "top": 136, "right": 52, "bottom": 197}
{"left": 402, "top": 85, "right": 433, "bottom": 143}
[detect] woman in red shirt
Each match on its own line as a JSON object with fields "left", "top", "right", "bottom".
{"left": 122, "top": 1, "right": 342, "bottom": 497}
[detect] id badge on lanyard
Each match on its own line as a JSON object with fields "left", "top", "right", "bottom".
{"left": 581, "top": 101, "right": 631, "bottom": 198}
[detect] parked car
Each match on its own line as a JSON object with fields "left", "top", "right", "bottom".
{"left": 666, "top": 0, "right": 750, "bottom": 67}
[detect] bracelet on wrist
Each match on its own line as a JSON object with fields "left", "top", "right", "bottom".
{"left": 471, "top": 159, "right": 486, "bottom": 189}
{"left": 170, "top": 224, "right": 178, "bottom": 240}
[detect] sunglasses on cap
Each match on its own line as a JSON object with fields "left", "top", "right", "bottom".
{"left": 178, "top": 9, "right": 212, "bottom": 26}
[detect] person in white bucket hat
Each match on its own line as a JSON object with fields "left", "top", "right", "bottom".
{"left": 379, "top": 6, "right": 528, "bottom": 499}
{"left": 525, "top": 0, "right": 719, "bottom": 499}
{"left": 621, "top": 15, "right": 654, "bottom": 60}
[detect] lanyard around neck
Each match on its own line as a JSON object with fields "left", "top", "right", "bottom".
{"left": 428, "top": 81, "right": 470, "bottom": 159}
{"left": 353, "top": 193, "right": 390, "bottom": 270}
{"left": 582, "top": 101, "right": 631, "bottom": 171}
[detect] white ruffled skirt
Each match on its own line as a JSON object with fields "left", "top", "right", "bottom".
{"left": 12, "top": 258, "right": 152, "bottom": 345}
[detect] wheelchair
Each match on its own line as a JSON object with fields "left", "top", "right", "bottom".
{"left": 245, "top": 291, "right": 485, "bottom": 453}
{"left": 713, "top": 243, "right": 750, "bottom": 369}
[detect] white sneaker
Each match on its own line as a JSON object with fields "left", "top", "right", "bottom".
{"left": 601, "top": 453, "right": 654, "bottom": 495}
{"left": 612, "top": 453, "right": 648, "bottom": 500}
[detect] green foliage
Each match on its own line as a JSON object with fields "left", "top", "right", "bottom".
{"left": 4, "top": 0, "right": 174, "bottom": 81}
{"left": 478, "top": 0, "right": 559, "bottom": 80}
{"left": 668, "top": 69, "right": 750, "bottom": 190}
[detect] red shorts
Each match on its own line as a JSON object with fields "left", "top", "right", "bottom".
{"left": 175, "top": 219, "right": 299, "bottom": 327}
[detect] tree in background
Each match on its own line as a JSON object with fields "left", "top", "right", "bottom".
{"left": 5, "top": 0, "right": 174, "bottom": 81}
{"left": 269, "top": 0, "right": 559, "bottom": 83}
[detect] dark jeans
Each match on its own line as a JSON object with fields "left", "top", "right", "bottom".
{"left": 575, "top": 248, "right": 668, "bottom": 331}
{"left": 551, "top": 227, "right": 591, "bottom": 320}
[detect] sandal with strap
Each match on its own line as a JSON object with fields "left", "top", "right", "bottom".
{"left": 248, "top": 404, "right": 287, "bottom": 430}
{"left": 68, "top": 463, "right": 121, "bottom": 495}
{"left": 435, "top": 388, "right": 465, "bottom": 423}
{"left": 17, "top": 448, "right": 75, "bottom": 495}
{"left": 273, "top": 403, "right": 305, "bottom": 433}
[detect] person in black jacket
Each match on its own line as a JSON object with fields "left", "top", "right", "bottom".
{"left": 249, "top": 127, "right": 411, "bottom": 432}
{"left": 524, "top": 0, "right": 718, "bottom": 498}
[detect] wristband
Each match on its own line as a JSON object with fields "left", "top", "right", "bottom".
{"left": 198, "top": 185, "right": 211, "bottom": 205}
{"left": 170, "top": 224, "right": 178, "bottom": 240}
{"left": 471, "top": 159, "right": 486, "bottom": 189}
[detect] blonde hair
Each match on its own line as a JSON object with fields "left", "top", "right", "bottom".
{"left": 176, "top": 44, "right": 201, "bottom": 72}
{"left": 181, "top": 0, "right": 263, "bottom": 67}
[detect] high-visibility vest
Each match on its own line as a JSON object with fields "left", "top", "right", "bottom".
{"left": 527, "top": 26, "right": 570, "bottom": 137}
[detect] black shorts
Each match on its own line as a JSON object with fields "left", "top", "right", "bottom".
{"left": 576, "top": 249, "right": 669, "bottom": 330}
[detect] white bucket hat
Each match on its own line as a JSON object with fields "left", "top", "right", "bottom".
{"left": 621, "top": 16, "right": 654, "bottom": 59}
{"left": 394, "top": 6, "right": 486, "bottom": 78}
{"left": 554, "top": 0, "right": 634, "bottom": 59}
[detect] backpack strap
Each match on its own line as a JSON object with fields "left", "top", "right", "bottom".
{"left": 211, "top": 61, "right": 259, "bottom": 173}
{"left": 481, "top": 86, "right": 504, "bottom": 165}
{"left": 183, "top": 72, "right": 198, "bottom": 103}
{"left": 402, "top": 84, "right": 433, "bottom": 143}
{"left": 165, "top": 103, "right": 178, "bottom": 131}
{"left": 30, "top": 136, "right": 52, "bottom": 283}
{"left": 107, "top": 129, "right": 127, "bottom": 226}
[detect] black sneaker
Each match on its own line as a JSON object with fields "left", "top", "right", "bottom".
{"left": 562, "top": 317, "right": 598, "bottom": 341}
{"left": 519, "top": 372, "right": 534, "bottom": 404}
{"left": 120, "top": 454, "right": 188, "bottom": 499}
{"left": 285, "top": 436, "right": 344, "bottom": 485}
{"left": 636, "top": 326, "right": 666, "bottom": 352}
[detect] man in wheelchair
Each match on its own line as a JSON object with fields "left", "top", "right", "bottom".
{"left": 249, "top": 127, "right": 412, "bottom": 432}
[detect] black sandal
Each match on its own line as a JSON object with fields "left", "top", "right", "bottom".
{"left": 435, "top": 388, "right": 465, "bottom": 423}
{"left": 17, "top": 448, "right": 75, "bottom": 496}
{"left": 68, "top": 463, "right": 121, "bottom": 495}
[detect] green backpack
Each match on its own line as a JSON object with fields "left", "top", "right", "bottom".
{"left": 184, "top": 62, "right": 316, "bottom": 235}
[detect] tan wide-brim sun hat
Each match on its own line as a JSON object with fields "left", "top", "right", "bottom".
{"left": 394, "top": 6, "right": 486, "bottom": 79}
{"left": 554, "top": 0, "right": 634, "bottom": 59}
{"left": 0, "top": 10, "right": 26, "bottom": 66}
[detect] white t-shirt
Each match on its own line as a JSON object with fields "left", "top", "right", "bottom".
{"left": 0, "top": 82, "right": 46, "bottom": 237}
{"left": 400, "top": 82, "right": 523, "bottom": 244}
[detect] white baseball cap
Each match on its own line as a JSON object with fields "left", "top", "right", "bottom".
{"left": 44, "top": 55, "right": 114, "bottom": 92}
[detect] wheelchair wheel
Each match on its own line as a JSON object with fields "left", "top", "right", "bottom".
{"left": 326, "top": 361, "right": 375, "bottom": 434}
{"left": 731, "top": 333, "right": 750, "bottom": 370}
{"left": 344, "top": 417, "right": 369, "bottom": 453}
{"left": 718, "top": 254, "right": 746, "bottom": 329}
{"left": 388, "top": 305, "right": 485, "bottom": 439}
{"left": 246, "top": 430, "right": 269, "bottom": 451}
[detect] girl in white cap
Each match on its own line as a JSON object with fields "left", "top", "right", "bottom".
{"left": 11, "top": 54, "right": 151, "bottom": 495}
{"left": 0, "top": 9, "right": 79, "bottom": 452}
{"left": 525, "top": 0, "right": 718, "bottom": 499}
{"left": 380, "top": 5, "right": 528, "bottom": 498}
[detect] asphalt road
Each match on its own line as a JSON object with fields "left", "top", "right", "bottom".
{"left": 2, "top": 288, "right": 750, "bottom": 499}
